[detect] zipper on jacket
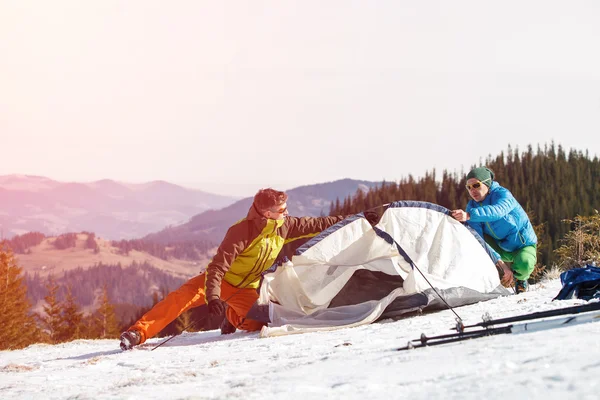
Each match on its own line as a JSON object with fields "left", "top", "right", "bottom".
{"left": 485, "top": 221, "right": 500, "bottom": 239}
{"left": 518, "top": 231, "right": 526, "bottom": 245}
{"left": 244, "top": 246, "right": 274, "bottom": 287}
{"left": 258, "top": 247, "right": 274, "bottom": 274}
{"left": 237, "top": 241, "right": 274, "bottom": 288}
{"left": 254, "top": 243, "right": 271, "bottom": 275}
{"left": 235, "top": 245, "right": 265, "bottom": 288}
{"left": 233, "top": 221, "right": 281, "bottom": 288}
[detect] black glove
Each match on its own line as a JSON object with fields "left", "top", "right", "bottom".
{"left": 208, "top": 299, "right": 225, "bottom": 316}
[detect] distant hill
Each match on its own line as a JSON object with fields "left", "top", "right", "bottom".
{"left": 24, "top": 261, "right": 188, "bottom": 314}
{"left": 2, "top": 231, "right": 214, "bottom": 325}
{"left": 144, "top": 178, "right": 380, "bottom": 245}
{"left": 0, "top": 174, "right": 237, "bottom": 239}
{"left": 12, "top": 232, "right": 213, "bottom": 279}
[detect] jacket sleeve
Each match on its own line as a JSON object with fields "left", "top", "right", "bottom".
{"left": 283, "top": 215, "right": 347, "bottom": 242}
{"left": 204, "top": 227, "right": 248, "bottom": 302}
{"left": 467, "top": 188, "right": 518, "bottom": 223}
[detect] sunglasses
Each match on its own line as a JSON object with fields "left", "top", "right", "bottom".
{"left": 270, "top": 206, "right": 287, "bottom": 214}
{"left": 465, "top": 178, "right": 491, "bottom": 191}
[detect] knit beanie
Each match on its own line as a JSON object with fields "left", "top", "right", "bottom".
{"left": 466, "top": 167, "right": 495, "bottom": 187}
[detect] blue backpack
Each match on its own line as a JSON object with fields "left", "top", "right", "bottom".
{"left": 554, "top": 265, "right": 600, "bottom": 301}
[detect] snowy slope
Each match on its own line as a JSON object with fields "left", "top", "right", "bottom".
{"left": 1, "top": 277, "right": 599, "bottom": 400}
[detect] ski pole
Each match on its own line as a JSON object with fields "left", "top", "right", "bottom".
{"left": 459, "top": 301, "right": 600, "bottom": 330}
{"left": 150, "top": 316, "right": 209, "bottom": 351}
{"left": 397, "top": 326, "right": 512, "bottom": 351}
{"left": 400, "top": 307, "right": 600, "bottom": 351}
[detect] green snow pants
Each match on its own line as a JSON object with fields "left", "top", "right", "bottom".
{"left": 485, "top": 235, "right": 537, "bottom": 281}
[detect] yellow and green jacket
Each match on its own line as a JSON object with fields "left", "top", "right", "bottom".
{"left": 204, "top": 204, "right": 346, "bottom": 301}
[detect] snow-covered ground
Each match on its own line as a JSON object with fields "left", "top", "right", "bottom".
{"left": 1, "top": 277, "right": 599, "bottom": 400}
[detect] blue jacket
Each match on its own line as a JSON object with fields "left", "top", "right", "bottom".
{"left": 466, "top": 181, "right": 537, "bottom": 261}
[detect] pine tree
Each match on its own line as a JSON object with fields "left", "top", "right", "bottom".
{"left": 0, "top": 247, "right": 39, "bottom": 350}
{"left": 41, "top": 275, "right": 64, "bottom": 344}
{"left": 554, "top": 211, "right": 600, "bottom": 269}
{"left": 94, "top": 286, "right": 119, "bottom": 339}
{"left": 60, "top": 285, "right": 84, "bottom": 341}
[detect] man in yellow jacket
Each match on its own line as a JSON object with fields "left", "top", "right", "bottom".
{"left": 120, "top": 188, "right": 347, "bottom": 350}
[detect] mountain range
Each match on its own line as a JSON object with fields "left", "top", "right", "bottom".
{"left": 143, "top": 178, "right": 380, "bottom": 245}
{"left": 0, "top": 175, "right": 237, "bottom": 240}
{"left": 3, "top": 176, "right": 381, "bottom": 314}
{"left": 1, "top": 175, "right": 380, "bottom": 245}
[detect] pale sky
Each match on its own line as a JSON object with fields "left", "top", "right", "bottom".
{"left": 1, "top": 1, "right": 600, "bottom": 196}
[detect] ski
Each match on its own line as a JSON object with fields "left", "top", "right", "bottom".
{"left": 459, "top": 301, "right": 600, "bottom": 330}
{"left": 397, "top": 326, "right": 511, "bottom": 350}
{"left": 397, "top": 308, "right": 600, "bottom": 351}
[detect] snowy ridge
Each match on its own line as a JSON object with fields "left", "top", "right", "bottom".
{"left": 1, "top": 278, "right": 599, "bottom": 400}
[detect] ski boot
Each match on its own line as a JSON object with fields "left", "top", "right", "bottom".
{"left": 120, "top": 330, "right": 141, "bottom": 350}
{"left": 515, "top": 279, "right": 529, "bottom": 294}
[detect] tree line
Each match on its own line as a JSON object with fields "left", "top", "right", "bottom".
{"left": 0, "top": 248, "right": 122, "bottom": 349}
{"left": 329, "top": 143, "right": 600, "bottom": 267}
{"left": 1, "top": 250, "right": 191, "bottom": 350}
{"left": 0, "top": 232, "right": 46, "bottom": 254}
{"left": 24, "top": 261, "right": 186, "bottom": 309}
{"left": 0, "top": 231, "right": 214, "bottom": 262}
{"left": 1, "top": 245, "right": 222, "bottom": 350}
{"left": 111, "top": 238, "right": 214, "bottom": 261}
{"left": 40, "top": 276, "right": 120, "bottom": 344}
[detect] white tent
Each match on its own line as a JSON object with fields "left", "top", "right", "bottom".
{"left": 251, "top": 201, "right": 509, "bottom": 337}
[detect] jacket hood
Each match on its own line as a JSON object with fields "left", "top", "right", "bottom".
{"left": 246, "top": 203, "right": 286, "bottom": 228}
{"left": 247, "top": 203, "right": 264, "bottom": 220}
{"left": 487, "top": 181, "right": 501, "bottom": 194}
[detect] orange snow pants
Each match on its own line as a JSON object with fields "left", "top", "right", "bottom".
{"left": 128, "top": 273, "right": 265, "bottom": 344}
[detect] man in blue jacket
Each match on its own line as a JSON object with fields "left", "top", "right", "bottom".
{"left": 451, "top": 167, "right": 537, "bottom": 294}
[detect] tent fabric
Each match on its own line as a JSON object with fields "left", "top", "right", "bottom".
{"left": 554, "top": 265, "right": 600, "bottom": 301}
{"left": 255, "top": 201, "right": 510, "bottom": 338}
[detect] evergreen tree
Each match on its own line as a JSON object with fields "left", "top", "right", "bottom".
{"left": 60, "top": 285, "right": 84, "bottom": 341}
{"left": 0, "top": 247, "right": 39, "bottom": 350}
{"left": 554, "top": 211, "right": 600, "bottom": 269}
{"left": 93, "top": 286, "right": 120, "bottom": 339}
{"left": 41, "top": 275, "right": 64, "bottom": 344}
{"left": 84, "top": 232, "right": 100, "bottom": 254}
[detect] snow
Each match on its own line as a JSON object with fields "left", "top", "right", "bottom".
{"left": 2, "top": 278, "right": 599, "bottom": 400}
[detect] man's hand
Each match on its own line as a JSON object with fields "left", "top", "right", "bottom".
{"left": 451, "top": 209, "right": 469, "bottom": 222}
{"left": 496, "top": 260, "right": 514, "bottom": 287}
{"left": 363, "top": 209, "right": 381, "bottom": 225}
{"left": 208, "top": 298, "right": 225, "bottom": 316}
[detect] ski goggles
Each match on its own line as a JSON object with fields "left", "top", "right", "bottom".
{"left": 270, "top": 206, "right": 287, "bottom": 214}
{"left": 465, "top": 178, "right": 491, "bottom": 191}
